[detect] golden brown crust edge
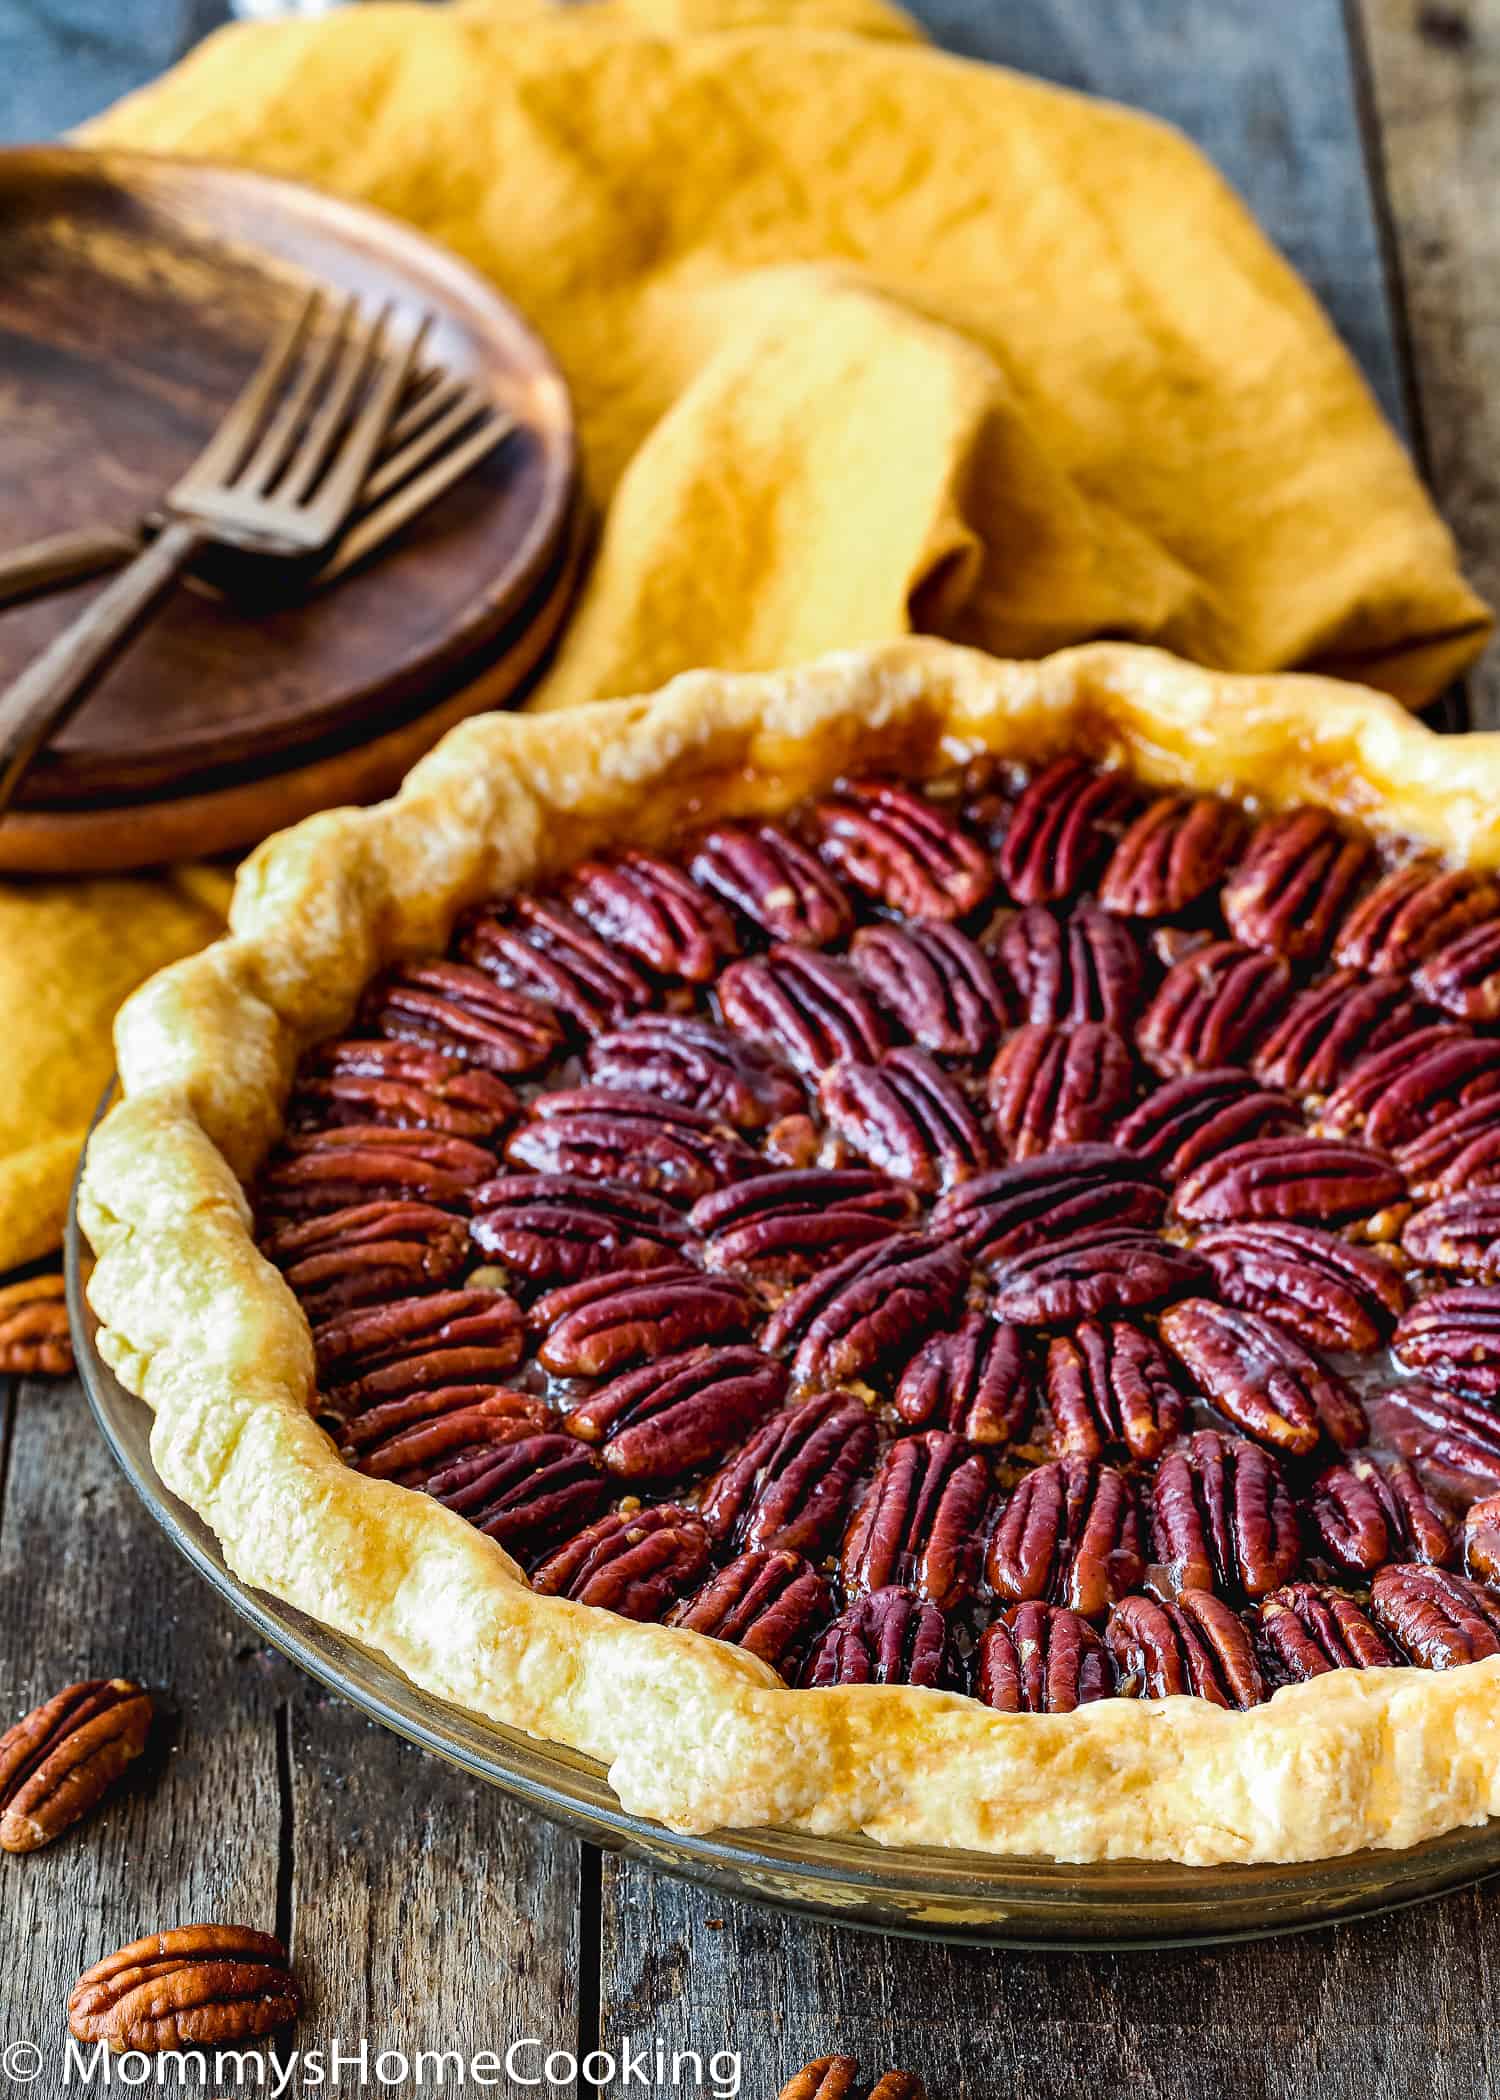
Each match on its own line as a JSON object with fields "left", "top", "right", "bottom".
{"left": 79, "top": 638, "right": 1500, "bottom": 1865}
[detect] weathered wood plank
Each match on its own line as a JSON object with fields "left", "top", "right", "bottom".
{"left": 597, "top": 1857, "right": 1500, "bottom": 2100}
{"left": 283, "top": 1682, "right": 583, "bottom": 2065}
{"left": 0, "top": 1373, "right": 283, "bottom": 2064}
{"left": 1357, "top": 0, "right": 1500, "bottom": 725}
{"left": 0, "top": 0, "right": 231, "bottom": 141}
{"left": 0, "top": 1370, "right": 583, "bottom": 2075}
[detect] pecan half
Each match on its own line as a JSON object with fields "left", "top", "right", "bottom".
{"left": 1098, "top": 792, "right": 1246, "bottom": 917}
{"left": 1173, "top": 1136, "right": 1405, "bottom": 1233}
{"left": 564, "top": 851, "right": 739, "bottom": 982}
{"left": 1252, "top": 969, "right": 1430, "bottom": 1099}
{"left": 585, "top": 1014, "right": 801, "bottom": 1129}
{"left": 1044, "top": 1319, "right": 1185, "bottom": 1463}
{"left": 1254, "top": 1584, "right": 1400, "bottom": 1682}
{"left": 1222, "top": 808, "right": 1370, "bottom": 960}
{"left": 0, "top": 1273, "right": 73, "bottom": 1376}
{"left": 1158, "top": 1299, "right": 1364, "bottom": 1456}
{"left": 802, "top": 1586, "right": 951, "bottom": 1689}
{"left": 976, "top": 1602, "right": 1114, "bottom": 1713}
{"left": 255, "top": 1125, "right": 494, "bottom": 1221}
{"left": 1334, "top": 863, "right": 1500, "bottom": 975}
{"left": 850, "top": 920, "right": 1009, "bottom": 1057}
{"left": 1370, "top": 1564, "right": 1500, "bottom": 1668}
{"left": 529, "top": 1505, "right": 712, "bottom": 1620}
{"left": 930, "top": 1146, "right": 1165, "bottom": 1268}
{"left": 1150, "top": 1428, "right": 1302, "bottom": 1599}
{"left": 1304, "top": 1453, "right": 1456, "bottom": 1577}
{"left": 986, "top": 1227, "right": 1209, "bottom": 1325}
{"left": 666, "top": 1549, "right": 832, "bottom": 1671}
{"left": 689, "top": 822, "right": 854, "bottom": 947}
{"left": 69, "top": 1928, "right": 300, "bottom": 2054}
{"left": 358, "top": 959, "right": 562, "bottom": 1074}
{"left": 691, "top": 1169, "right": 916, "bottom": 1288}
{"left": 1367, "top": 1380, "right": 1500, "bottom": 1502}
{"left": 986, "top": 1456, "right": 1143, "bottom": 1619}
{"left": 1194, "top": 1221, "right": 1408, "bottom": 1354}
{"left": 1465, "top": 1495, "right": 1500, "bottom": 1585}
{"left": 470, "top": 1173, "right": 690, "bottom": 1289}
{"left": 504, "top": 1087, "right": 758, "bottom": 1199}
{"left": 1115, "top": 1069, "right": 1300, "bottom": 1182}
{"left": 1392, "top": 1286, "right": 1500, "bottom": 1399}
{"left": 998, "top": 757, "right": 1135, "bottom": 904}
{"left": 779, "top": 2059, "right": 927, "bottom": 2100}
{"left": 1322, "top": 1025, "right": 1500, "bottom": 1149}
{"left": 565, "top": 1345, "right": 786, "bottom": 1480}
{"left": 1413, "top": 921, "right": 1500, "bottom": 1021}
{"left": 840, "top": 1430, "right": 991, "bottom": 1609}
{"left": 761, "top": 1237, "right": 970, "bottom": 1390}
{"left": 459, "top": 896, "right": 652, "bottom": 1031}
{"left": 718, "top": 946, "right": 888, "bottom": 1078}
{"left": 531, "top": 1264, "right": 753, "bottom": 1378}
{"left": 820, "top": 1049, "right": 989, "bottom": 1192}
{"left": 1105, "top": 1591, "right": 1266, "bottom": 1708}
{"left": 894, "top": 1314, "right": 1033, "bottom": 1443}
{"left": 423, "top": 1431, "right": 609, "bottom": 1557}
{"left": 260, "top": 1200, "right": 470, "bottom": 1320}
{"left": 1137, "top": 941, "right": 1293, "bottom": 1075}
{"left": 1397, "top": 1097, "right": 1500, "bottom": 1199}
{"left": 340, "top": 1386, "right": 549, "bottom": 1480}
{"left": 1402, "top": 1188, "right": 1500, "bottom": 1280}
{"left": 0, "top": 1679, "right": 152, "bottom": 1853}
{"left": 810, "top": 779, "right": 993, "bottom": 920}
{"left": 700, "top": 1391, "right": 878, "bottom": 1556}
{"left": 986, "top": 1021, "right": 1134, "bottom": 1158}
{"left": 288, "top": 1038, "right": 518, "bottom": 1144}
{"left": 987, "top": 902, "right": 1145, "bottom": 1029}
{"left": 314, "top": 1289, "right": 525, "bottom": 1411}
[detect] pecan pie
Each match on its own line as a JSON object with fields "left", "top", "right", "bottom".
{"left": 80, "top": 640, "right": 1500, "bottom": 1865}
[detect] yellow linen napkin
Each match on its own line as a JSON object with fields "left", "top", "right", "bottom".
{"left": 13, "top": 0, "right": 1490, "bottom": 1273}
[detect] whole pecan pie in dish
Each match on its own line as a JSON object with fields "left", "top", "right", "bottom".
{"left": 80, "top": 640, "right": 1500, "bottom": 1865}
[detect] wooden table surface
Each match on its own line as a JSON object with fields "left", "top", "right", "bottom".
{"left": 3, "top": 5, "right": 1499, "bottom": 2097}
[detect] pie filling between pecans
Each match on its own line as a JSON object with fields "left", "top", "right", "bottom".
{"left": 252, "top": 746, "right": 1500, "bottom": 1715}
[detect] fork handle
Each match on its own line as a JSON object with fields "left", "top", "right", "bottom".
{"left": 0, "top": 527, "right": 137, "bottom": 609}
{"left": 0, "top": 519, "right": 204, "bottom": 818}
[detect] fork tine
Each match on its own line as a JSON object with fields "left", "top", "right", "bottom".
{"left": 298, "top": 310, "right": 430, "bottom": 526}
{"left": 277, "top": 300, "right": 395, "bottom": 507}
{"left": 234, "top": 295, "right": 356, "bottom": 496}
{"left": 385, "top": 367, "right": 472, "bottom": 454}
{"left": 321, "top": 408, "right": 516, "bottom": 581}
{"left": 181, "top": 288, "right": 322, "bottom": 491}
{"left": 358, "top": 382, "right": 494, "bottom": 508}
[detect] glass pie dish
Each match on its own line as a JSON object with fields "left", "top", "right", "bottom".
{"left": 68, "top": 1156, "right": 1500, "bottom": 1948}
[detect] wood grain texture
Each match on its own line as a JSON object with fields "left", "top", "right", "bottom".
{"left": 6, "top": 4, "right": 1500, "bottom": 2099}
{"left": 596, "top": 1853, "right": 1500, "bottom": 2100}
{"left": 0, "top": 1371, "right": 582, "bottom": 2079}
{"left": 1358, "top": 0, "right": 1500, "bottom": 725}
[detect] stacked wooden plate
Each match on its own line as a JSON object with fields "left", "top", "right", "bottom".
{"left": 0, "top": 147, "right": 582, "bottom": 872}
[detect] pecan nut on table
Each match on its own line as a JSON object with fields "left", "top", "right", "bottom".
{"left": 0, "top": 1272, "right": 73, "bottom": 1376}
{"left": 236, "top": 759, "right": 1500, "bottom": 1715}
{"left": 68, "top": 1928, "right": 300, "bottom": 2054}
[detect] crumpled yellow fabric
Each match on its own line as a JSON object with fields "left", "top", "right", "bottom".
{"left": 8, "top": 0, "right": 1490, "bottom": 1271}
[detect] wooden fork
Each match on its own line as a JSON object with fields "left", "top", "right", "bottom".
{"left": 0, "top": 287, "right": 423, "bottom": 815}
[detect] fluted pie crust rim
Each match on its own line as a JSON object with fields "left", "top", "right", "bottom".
{"left": 79, "top": 638, "right": 1500, "bottom": 1866}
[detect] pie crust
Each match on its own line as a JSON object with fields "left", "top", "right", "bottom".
{"left": 79, "top": 638, "right": 1500, "bottom": 1866}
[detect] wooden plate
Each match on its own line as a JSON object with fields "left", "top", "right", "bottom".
{"left": 0, "top": 495, "right": 590, "bottom": 874}
{"left": 0, "top": 145, "right": 578, "bottom": 808}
